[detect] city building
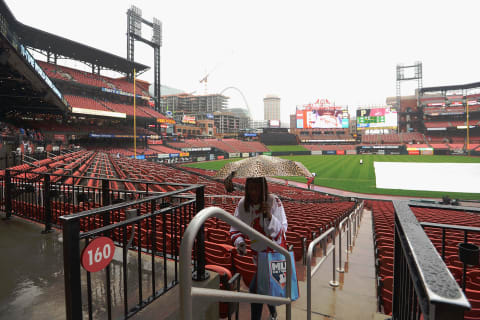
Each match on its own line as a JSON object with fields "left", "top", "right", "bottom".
{"left": 250, "top": 119, "right": 269, "bottom": 130}
{"left": 213, "top": 110, "right": 249, "bottom": 136}
{"left": 264, "top": 94, "right": 280, "bottom": 121}
{"left": 160, "top": 93, "right": 228, "bottom": 115}
{"left": 174, "top": 118, "right": 215, "bottom": 137}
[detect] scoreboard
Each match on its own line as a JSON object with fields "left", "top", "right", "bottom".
{"left": 356, "top": 107, "right": 397, "bottom": 129}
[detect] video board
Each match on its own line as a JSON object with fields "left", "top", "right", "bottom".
{"left": 356, "top": 107, "right": 397, "bottom": 129}
{"left": 296, "top": 106, "right": 349, "bottom": 129}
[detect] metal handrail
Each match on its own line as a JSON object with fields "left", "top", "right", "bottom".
{"left": 392, "top": 201, "right": 471, "bottom": 318}
{"left": 22, "top": 154, "right": 40, "bottom": 167}
{"left": 357, "top": 201, "right": 364, "bottom": 231}
{"left": 7, "top": 168, "right": 197, "bottom": 187}
{"left": 338, "top": 201, "right": 364, "bottom": 271}
{"left": 179, "top": 206, "right": 293, "bottom": 320}
{"left": 61, "top": 186, "right": 200, "bottom": 221}
{"left": 346, "top": 208, "right": 355, "bottom": 253}
{"left": 306, "top": 227, "right": 336, "bottom": 320}
{"left": 420, "top": 221, "right": 480, "bottom": 291}
{"left": 307, "top": 201, "right": 364, "bottom": 320}
{"left": 337, "top": 215, "right": 350, "bottom": 273}
{"left": 205, "top": 194, "right": 242, "bottom": 199}
{"left": 421, "top": 221, "right": 480, "bottom": 234}
{"left": 350, "top": 201, "right": 364, "bottom": 240}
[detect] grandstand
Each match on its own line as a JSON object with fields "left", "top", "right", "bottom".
{"left": 4, "top": 3, "right": 480, "bottom": 160}
{"left": 0, "top": 0, "right": 189, "bottom": 163}
{"left": 418, "top": 84, "right": 480, "bottom": 153}
{"left": 2, "top": 0, "right": 479, "bottom": 160}
{"left": 1, "top": 0, "right": 480, "bottom": 319}
{"left": 368, "top": 200, "right": 480, "bottom": 319}
{"left": 290, "top": 93, "right": 480, "bottom": 155}
{"left": 284, "top": 88, "right": 480, "bottom": 155}
{"left": 360, "top": 132, "right": 425, "bottom": 145}
{"left": 0, "top": 0, "right": 276, "bottom": 162}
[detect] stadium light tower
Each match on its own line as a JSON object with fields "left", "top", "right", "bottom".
{"left": 396, "top": 62, "right": 423, "bottom": 109}
{"left": 127, "top": 5, "right": 162, "bottom": 112}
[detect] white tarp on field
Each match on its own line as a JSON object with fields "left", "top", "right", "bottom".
{"left": 374, "top": 162, "right": 480, "bottom": 193}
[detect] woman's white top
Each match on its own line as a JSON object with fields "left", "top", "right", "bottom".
{"left": 230, "top": 193, "right": 288, "bottom": 253}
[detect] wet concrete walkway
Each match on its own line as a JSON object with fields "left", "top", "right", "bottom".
{"left": 270, "top": 209, "right": 380, "bottom": 320}
{"left": 0, "top": 217, "right": 65, "bottom": 320}
{"left": 0, "top": 215, "right": 186, "bottom": 320}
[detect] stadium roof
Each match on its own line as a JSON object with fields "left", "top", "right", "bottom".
{"left": 17, "top": 24, "right": 149, "bottom": 75}
{"left": 0, "top": 32, "right": 69, "bottom": 114}
{"left": 0, "top": 0, "right": 149, "bottom": 75}
{"left": 420, "top": 81, "right": 480, "bottom": 94}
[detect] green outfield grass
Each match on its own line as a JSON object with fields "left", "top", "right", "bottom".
{"left": 184, "top": 155, "right": 480, "bottom": 200}
{"left": 266, "top": 145, "right": 308, "bottom": 152}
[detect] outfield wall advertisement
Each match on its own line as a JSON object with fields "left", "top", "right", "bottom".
{"left": 374, "top": 162, "right": 480, "bottom": 193}
{"left": 407, "top": 147, "right": 433, "bottom": 155}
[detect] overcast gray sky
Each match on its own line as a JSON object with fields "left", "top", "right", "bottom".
{"left": 6, "top": 0, "right": 480, "bottom": 123}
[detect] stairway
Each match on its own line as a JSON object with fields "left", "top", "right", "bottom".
{"left": 269, "top": 209, "right": 381, "bottom": 319}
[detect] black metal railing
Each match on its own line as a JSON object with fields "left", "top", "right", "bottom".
{"left": 61, "top": 184, "right": 206, "bottom": 320}
{"left": 2, "top": 169, "right": 194, "bottom": 231}
{"left": 0, "top": 171, "right": 5, "bottom": 213}
{"left": 420, "top": 222, "right": 480, "bottom": 292}
{"left": 0, "top": 151, "right": 60, "bottom": 170}
{"left": 392, "top": 201, "right": 471, "bottom": 319}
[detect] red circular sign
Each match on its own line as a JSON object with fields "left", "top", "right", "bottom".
{"left": 81, "top": 237, "right": 115, "bottom": 273}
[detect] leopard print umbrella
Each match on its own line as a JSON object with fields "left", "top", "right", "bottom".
{"left": 214, "top": 155, "right": 313, "bottom": 179}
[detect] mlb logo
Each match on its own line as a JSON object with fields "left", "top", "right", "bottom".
{"left": 270, "top": 260, "right": 287, "bottom": 288}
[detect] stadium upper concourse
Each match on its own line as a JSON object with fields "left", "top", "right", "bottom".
{"left": 1, "top": 0, "right": 480, "bottom": 319}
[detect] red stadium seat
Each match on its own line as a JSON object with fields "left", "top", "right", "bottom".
{"left": 205, "top": 265, "right": 240, "bottom": 319}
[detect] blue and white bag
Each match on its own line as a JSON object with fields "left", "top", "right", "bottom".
{"left": 257, "top": 251, "right": 299, "bottom": 301}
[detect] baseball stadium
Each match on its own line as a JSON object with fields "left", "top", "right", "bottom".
{"left": 0, "top": 1, "right": 479, "bottom": 319}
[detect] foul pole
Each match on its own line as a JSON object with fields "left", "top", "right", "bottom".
{"left": 467, "top": 98, "right": 470, "bottom": 155}
{"left": 134, "top": 68, "right": 137, "bottom": 158}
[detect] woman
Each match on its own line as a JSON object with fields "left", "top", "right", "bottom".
{"left": 230, "top": 177, "right": 288, "bottom": 320}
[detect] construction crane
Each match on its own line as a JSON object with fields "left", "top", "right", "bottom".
{"left": 199, "top": 64, "right": 220, "bottom": 94}
{"left": 198, "top": 50, "right": 235, "bottom": 94}
{"left": 199, "top": 72, "right": 210, "bottom": 94}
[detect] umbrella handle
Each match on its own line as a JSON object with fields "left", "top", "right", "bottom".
{"left": 261, "top": 180, "right": 266, "bottom": 223}
{"left": 262, "top": 179, "right": 266, "bottom": 202}
{"left": 261, "top": 180, "right": 272, "bottom": 219}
